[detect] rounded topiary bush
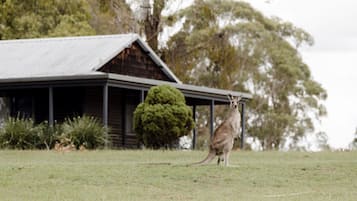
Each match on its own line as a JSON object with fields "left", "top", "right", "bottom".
{"left": 134, "top": 85, "right": 194, "bottom": 149}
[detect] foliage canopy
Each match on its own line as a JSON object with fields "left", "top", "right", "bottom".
{"left": 162, "top": 0, "right": 327, "bottom": 149}
{"left": 0, "top": 0, "right": 95, "bottom": 39}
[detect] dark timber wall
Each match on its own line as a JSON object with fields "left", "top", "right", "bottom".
{"left": 108, "top": 87, "right": 124, "bottom": 147}
{"left": 5, "top": 88, "right": 48, "bottom": 123}
{"left": 83, "top": 87, "right": 102, "bottom": 120}
{"left": 83, "top": 87, "right": 140, "bottom": 148}
{"left": 53, "top": 87, "right": 84, "bottom": 122}
{"left": 99, "top": 42, "right": 172, "bottom": 82}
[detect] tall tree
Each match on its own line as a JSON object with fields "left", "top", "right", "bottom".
{"left": 86, "top": 0, "right": 139, "bottom": 34}
{"left": 133, "top": 0, "right": 167, "bottom": 52}
{"left": 163, "top": 0, "right": 327, "bottom": 149}
{"left": 0, "top": 0, "right": 95, "bottom": 39}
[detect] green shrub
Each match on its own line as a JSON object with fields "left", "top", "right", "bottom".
{"left": 36, "top": 122, "right": 63, "bottom": 150}
{"left": 61, "top": 115, "right": 108, "bottom": 149}
{"left": 0, "top": 116, "right": 41, "bottom": 149}
{"left": 134, "top": 85, "right": 194, "bottom": 149}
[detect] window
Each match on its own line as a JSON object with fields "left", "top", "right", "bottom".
{"left": 125, "top": 103, "right": 136, "bottom": 136}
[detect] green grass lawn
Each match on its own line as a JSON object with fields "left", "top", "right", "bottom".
{"left": 0, "top": 150, "right": 356, "bottom": 201}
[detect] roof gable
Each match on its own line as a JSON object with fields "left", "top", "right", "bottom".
{"left": 99, "top": 42, "right": 173, "bottom": 82}
{"left": 0, "top": 34, "right": 181, "bottom": 83}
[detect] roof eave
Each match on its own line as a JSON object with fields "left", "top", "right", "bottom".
{"left": 107, "top": 73, "right": 252, "bottom": 102}
{"left": 0, "top": 73, "right": 108, "bottom": 84}
{"left": 0, "top": 73, "right": 252, "bottom": 103}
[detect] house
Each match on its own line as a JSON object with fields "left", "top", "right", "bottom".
{"left": 0, "top": 34, "right": 252, "bottom": 148}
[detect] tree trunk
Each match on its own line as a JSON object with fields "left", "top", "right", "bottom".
{"left": 143, "top": 0, "right": 165, "bottom": 52}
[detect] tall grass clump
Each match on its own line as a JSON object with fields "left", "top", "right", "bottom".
{"left": 61, "top": 115, "right": 108, "bottom": 149}
{"left": 0, "top": 116, "right": 41, "bottom": 149}
{"left": 37, "top": 122, "right": 63, "bottom": 150}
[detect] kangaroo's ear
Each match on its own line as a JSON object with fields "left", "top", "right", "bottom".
{"left": 227, "top": 93, "right": 233, "bottom": 101}
{"left": 236, "top": 96, "right": 242, "bottom": 102}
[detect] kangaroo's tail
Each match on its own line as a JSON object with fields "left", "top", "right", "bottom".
{"left": 190, "top": 150, "right": 216, "bottom": 166}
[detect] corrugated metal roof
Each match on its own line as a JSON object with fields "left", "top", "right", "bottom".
{"left": 0, "top": 34, "right": 252, "bottom": 101}
{"left": 0, "top": 34, "right": 181, "bottom": 83}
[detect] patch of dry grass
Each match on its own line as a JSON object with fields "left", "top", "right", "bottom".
{"left": 0, "top": 150, "right": 356, "bottom": 201}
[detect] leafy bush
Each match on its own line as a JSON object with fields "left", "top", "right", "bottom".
{"left": 0, "top": 115, "right": 108, "bottom": 150}
{"left": 36, "top": 122, "right": 63, "bottom": 150}
{"left": 61, "top": 115, "right": 108, "bottom": 149}
{"left": 134, "top": 85, "right": 194, "bottom": 149}
{"left": 0, "top": 116, "right": 41, "bottom": 149}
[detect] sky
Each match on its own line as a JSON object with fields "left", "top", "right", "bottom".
{"left": 246, "top": 0, "right": 357, "bottom": 149}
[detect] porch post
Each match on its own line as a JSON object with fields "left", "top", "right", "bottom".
{"left": 48, "top": 87, "right": 54, "bottom": 127}
{"left": 137, "top": 89, "right": 145, "bottom": 149}
{"left": 103, "top": 84, "right": 108, "bottom": 127}
{"left": 140, "top": 90, "right": 145, "bottom": 103}
{"left": 103, "top": 83, "right": 109, "bottom": 148}
{"left": 240, "top": 101, "right": 246, "bottom": 149}
{"left": 192, "top": 105, "right": 197, "bottom": 150}
{"left": 210, "top": 100, "right": 214, "bottom": 138}
{"left": 121, "top": 90, "right": 127, "bottom": 147}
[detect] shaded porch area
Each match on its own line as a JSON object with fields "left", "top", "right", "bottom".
{"left": 0, "top": 73, "right": 251, "bottom": 149}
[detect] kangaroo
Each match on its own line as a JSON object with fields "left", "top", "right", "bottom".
{"left": 54, "top": 138, "right": 76, "bottom": 153}
{"left": 194, "top": 94, "right": 241, "bottom": 166}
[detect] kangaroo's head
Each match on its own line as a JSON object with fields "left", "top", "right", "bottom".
{"left": 227, "top": 94, "right": 241, "bottom": 110}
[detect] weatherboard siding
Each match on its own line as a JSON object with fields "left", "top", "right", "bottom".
{"left": 99, "top": 42, "right": 171, "bottom": 82}
{"left": 108, "top": 87, "right": 124, "bottom": 147}
{"left": 83, "top": 87, "right": 139, "bottom": 148}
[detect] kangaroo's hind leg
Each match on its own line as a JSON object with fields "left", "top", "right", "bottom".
{"left": 217, "top": 154, "right": 224, "bottom": 165}
{"left": 223, "top": 150, "right": 231, "bottom": 166}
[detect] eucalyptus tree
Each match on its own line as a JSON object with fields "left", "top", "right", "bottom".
{"left": 86, "top": 0, "right": 139, "bottom": 34}
{"left": 162, "top": 0, "right": 327, "bottom": 149}
{"left": 0, "top": 0, "right": 95, "bottom": 39}
{"left": 124, "top": 0, "right": 169, "bottom": 52}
